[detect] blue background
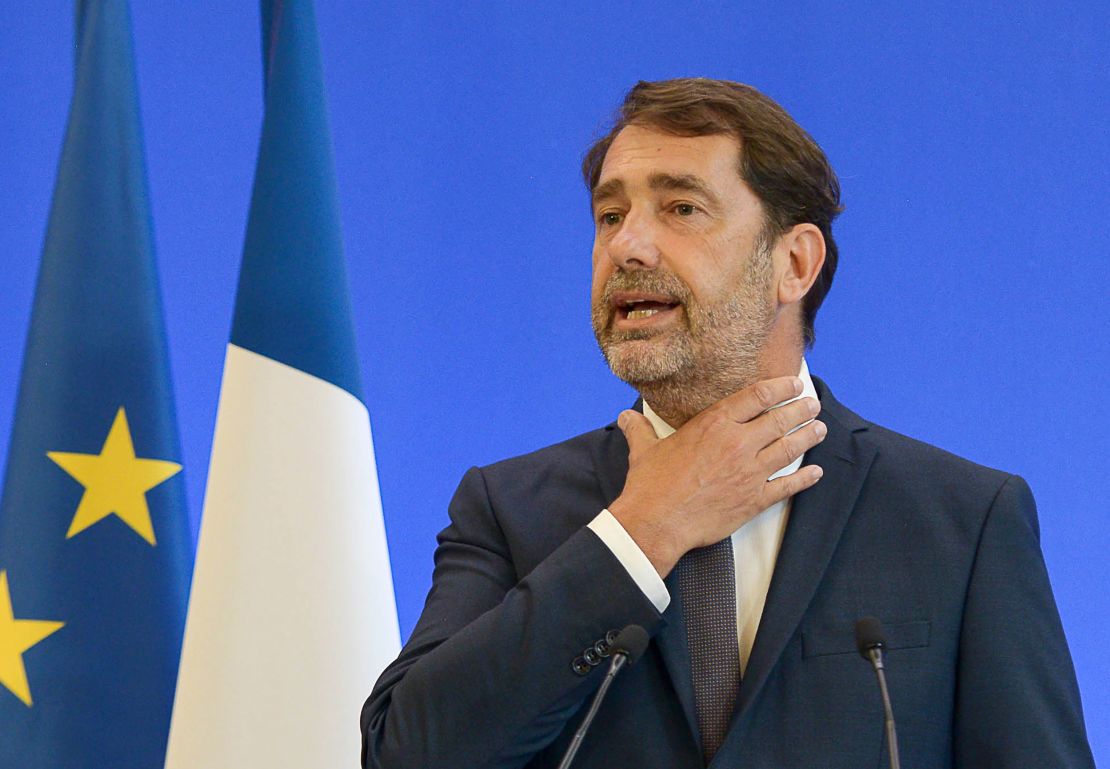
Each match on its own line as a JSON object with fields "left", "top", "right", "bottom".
{"left": 1, "top": 1, "right": 1106, "bottom": 760}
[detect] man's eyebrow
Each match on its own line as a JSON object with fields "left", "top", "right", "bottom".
{"left": 590, "top": 173, "right": 721, "bottom": 209}
{"left": 590, "top": 179, "right": 624, "bottom": 208}
{"left": 648, "top": 172, "right": 719, "bottom": 205}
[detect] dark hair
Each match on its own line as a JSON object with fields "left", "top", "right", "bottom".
{"left": 582, "top": 78, "right": 843, "bottom": 347}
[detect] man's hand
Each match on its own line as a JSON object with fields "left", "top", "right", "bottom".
{"left": 607, "top": 376, "right": 826, "bottom": 577}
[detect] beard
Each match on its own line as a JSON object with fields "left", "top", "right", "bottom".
{"left": 591, "top": 232, "right": 776, "bottom": 419}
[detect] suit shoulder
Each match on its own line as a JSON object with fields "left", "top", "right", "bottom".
{"left": 856, "top": 416, "right": 1021, "bottom": 507}
{"left": 478, "top": 423, "right": 617, "bottom": 483}
{"left": 818, "top": 387, "right": 1014, "bottom": 511}
{"left": 458, "top": 424, "right": 625, "bottom": 556}
{"left": 870, "top": 419, "right": 1008, "bottom": 474}
{"left": 820, "top": 381, "right": 1013, "bottom": 491}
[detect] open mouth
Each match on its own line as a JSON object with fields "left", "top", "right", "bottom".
{"left": 611, "top": 292, "right": 682, "bottom": 326}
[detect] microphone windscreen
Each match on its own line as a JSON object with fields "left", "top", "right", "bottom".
{"left": 854, "top": 616, "right": 886, "bottom": 658}
{"left": 611, "top": 624, "right": 650, "bottom": 665}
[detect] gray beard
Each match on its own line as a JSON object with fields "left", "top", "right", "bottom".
{"left": 592, "top": 240, "right": 775, "bottom": 423}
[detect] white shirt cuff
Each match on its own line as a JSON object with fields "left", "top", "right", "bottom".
{"left": 587, "top": 509, "right": 671, "bottom": 612}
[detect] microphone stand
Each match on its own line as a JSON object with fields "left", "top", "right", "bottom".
{"left": 555, "top": 653, "right": 631, "bottom": 769}
{"left": 865, "top": 645, "right": 901, "bottom": 769}
{"left": 856, "top": 617, "right": 901, "bottom": 769}
{"left": 555, "top": 625, "right": 648, "bottom": 769}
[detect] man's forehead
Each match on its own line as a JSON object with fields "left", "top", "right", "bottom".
{"left": 593, "top": 125, "right": 740, "bottom": 192}
{"left": 591, "top": 126, "right": 742, "bottom": 208}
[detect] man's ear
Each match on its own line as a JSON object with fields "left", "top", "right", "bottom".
{"left": 776, "top": 223, "right": 826, "bottom": 307}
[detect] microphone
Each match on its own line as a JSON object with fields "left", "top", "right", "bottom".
{"left": 555, "top": 624, "right": 650, "bottom": 769}
{"left": 855, "top": 617, "right": 901, "bottom": 769}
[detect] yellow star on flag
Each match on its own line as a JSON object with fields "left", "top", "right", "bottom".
{"left": 47, "top": 407, "right": 182, "bottom": 546}
{"left": 0, "top": 571, "right": 64, "bottom": 707}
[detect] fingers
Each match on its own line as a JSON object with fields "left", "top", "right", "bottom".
{"left": 710, "top": 376, "right": 805, "bottom": 424}
{"left": 762, "top": 463, "right": 824, "bottom": 506}
{"left": 756, "top": 418, "right": 827, "bottom": 471}
{"left": 617, "top": 410, "right": 658, "bottom": 455}
{"left": 749, "top": 396, "right": 821, "bottom": 449}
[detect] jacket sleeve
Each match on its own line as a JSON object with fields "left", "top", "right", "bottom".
{"left": 360, "top": 466, "right": 664, "bottom": 769}
{"left": 953, "top": 474, "right": 1095, "bottom": 767}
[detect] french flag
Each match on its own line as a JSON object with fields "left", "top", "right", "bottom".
{"left": 165, "top": 1, "right": 400, "bottom": 766}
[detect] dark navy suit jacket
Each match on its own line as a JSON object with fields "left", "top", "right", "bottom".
{"left": 361, "top": 379, "right": 1093, "bottom": 768}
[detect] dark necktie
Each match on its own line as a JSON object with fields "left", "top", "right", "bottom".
{"left": 675, "top": 537, "right": 740, "bottom": 763}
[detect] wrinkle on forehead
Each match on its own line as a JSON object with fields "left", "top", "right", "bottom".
{"left": 595, "top": 126, "right": 743, "bottom": 194}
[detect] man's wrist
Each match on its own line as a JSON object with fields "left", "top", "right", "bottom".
{"left": 606, "top": 497, "right": 682, "bottom": 578}
{"left": 587, "top": 509, "right": 671, "bottom": 612}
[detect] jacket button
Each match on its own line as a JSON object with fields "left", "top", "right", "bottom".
{"left": 583, "top": 647, "right": 601, "bottom": 666}
{"left": 595, "top": 639, "right": 610, "bottom": 658}
{"left": 572, "top": 657, "right": 591, "bottom": 676}
{"left": 605, "top": 629, "right": 619, "bottom": 645}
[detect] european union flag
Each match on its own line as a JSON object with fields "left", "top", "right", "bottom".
{"left": 0, "top": 1, "right": 192, "bottom": 766}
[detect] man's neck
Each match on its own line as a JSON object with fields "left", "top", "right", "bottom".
{"left": 640, "top": 350, "right": 804, "bottom": 428}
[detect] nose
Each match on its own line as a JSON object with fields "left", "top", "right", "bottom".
{"left": 605, "top": 209, "right": 661, "bottom": 271}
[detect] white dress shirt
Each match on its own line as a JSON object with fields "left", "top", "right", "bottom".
{"left": 587, "top": 360, "right": 818, "bottom": 675}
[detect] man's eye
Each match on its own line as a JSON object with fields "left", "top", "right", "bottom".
{"left": 600, "top": 212, "right": 623, "bottom": 226}
{"left": 674, "top": 203, "right": 698, "bottom": 216}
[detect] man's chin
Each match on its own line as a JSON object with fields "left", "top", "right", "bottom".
{"left": 600, "top": 337, "right": 692, "bottom": 385}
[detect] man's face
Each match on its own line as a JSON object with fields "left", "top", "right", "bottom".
{"left": 590, "top": 124, "right": 777, "bottom": 400}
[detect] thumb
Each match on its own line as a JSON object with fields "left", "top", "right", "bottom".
{"left": 617, "top": 409, "right": 657, "bottom": 453}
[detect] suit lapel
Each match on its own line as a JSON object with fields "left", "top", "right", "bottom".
{"left": 592, "top": 383, "right": 876, "bottom": 759}
{"left": 593, "top": 417, "right": 702, "bottom": 752}
{"left": 730, "top": 380, "right": 877, "bottom": 726}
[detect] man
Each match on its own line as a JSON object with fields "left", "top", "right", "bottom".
{"left": 361, "top": 79, "right": 1093, "bottom": 768}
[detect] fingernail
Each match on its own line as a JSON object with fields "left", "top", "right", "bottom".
{"left": 617, "top": 412, "right": 628, "bottom": 429}
{"left": 815, "top": 421, "right": 827, "bottom": 438}
{"left": 811, "top": 465, "right": 824, "bottom": 480}
{"left": 807, "top": 398, "right": 819, "bottom": 415}
{"left": 793, "top": 377, "right": 803, "bottom": 395}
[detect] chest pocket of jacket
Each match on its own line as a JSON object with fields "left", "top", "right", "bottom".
{"left": 801, "top": 619, "right": 931, "bottom": 658}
